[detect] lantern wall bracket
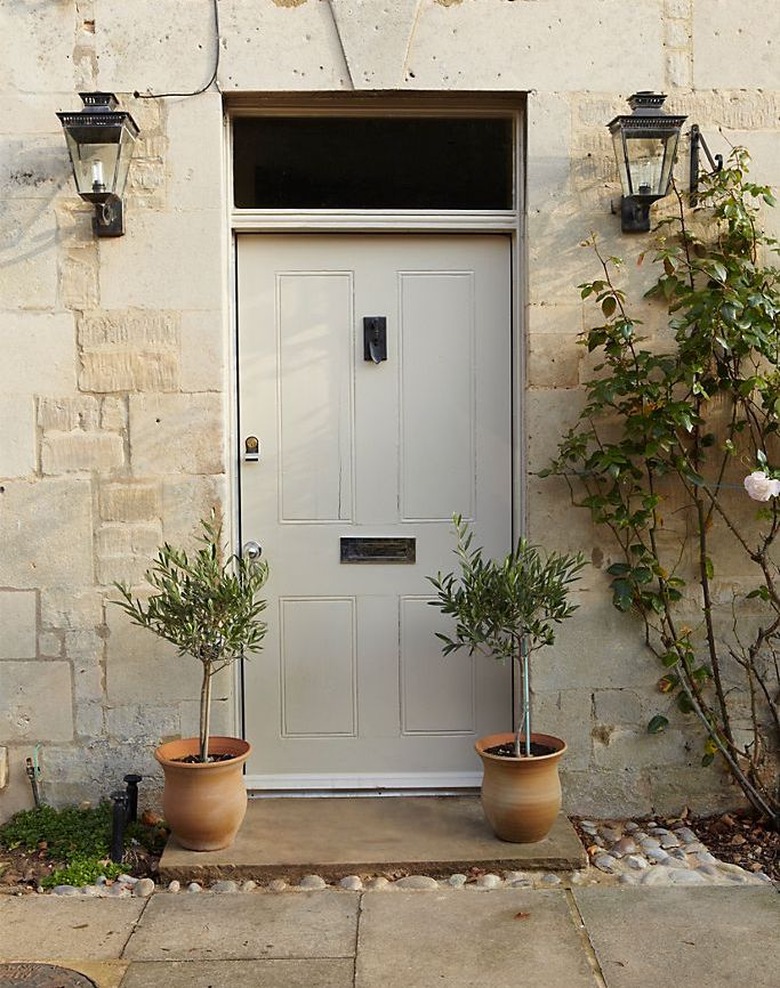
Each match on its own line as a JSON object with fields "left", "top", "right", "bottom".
{"left": 94, "top": 193, "right": 124, "bottom": 237}
{"left": 689, "top": 124, "right": 724, "bottom": 207}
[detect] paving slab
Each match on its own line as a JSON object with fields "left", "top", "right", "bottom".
{"left": 0, "top": 898, "right": 144, "bottom": 963}
{"left": 118, "top": 959, "right": 354, "bottom": 988}
{"left": 572, "top": 886, "right": 780, "bottom": 988}
{"left": 356, "top": 888, "right": 597, "bottom": 988}
{"left": 123, "top": 890, "right": 359, "bottom": 962}
{"left": 159, "top": 796, "right": 586, "bottom": 883}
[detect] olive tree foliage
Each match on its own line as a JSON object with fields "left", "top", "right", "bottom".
{"left": 428, "top": 515, "right": 585, "bottom": 757}
{"left": 113, "top": 511, "right": 269, "bottom": 763}
{"left": 545, "top": 148, "right": 780, "bottom": 826}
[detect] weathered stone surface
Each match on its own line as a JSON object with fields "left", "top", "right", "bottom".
{"left": 0, "top": 479, "right": 94, "bottom": 588}
{"left": 41, "top": 432, "right": 125, "bottom": 475}
{"left": 0, "top": 397, "right": 35, "bottom": 477}
{"left": 100, "top": 482, "right": 161, "bottom": 522}
{"left": 0, "top": 661, "right": 73, "bottom": 741}
{"left": 694, "top": 0, "right": 780, "bottom": 88}
{"left": 0, "top": 313, "right": 76, "bottom": 395}
{"left": 0, "top": 591, "right": 37, "bottom": 660}
{"left": 128, "top": 393, "right": 225, "bottom": 475}
{"left": 38, "top": 397, "right": 100, "bottom": 433}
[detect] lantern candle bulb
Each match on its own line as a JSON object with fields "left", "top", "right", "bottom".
{"left": 91, "top": 160, "right": 105, "bottom": 192}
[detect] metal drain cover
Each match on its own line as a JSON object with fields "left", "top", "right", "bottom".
{"left": 0, "top": 964, "right": 98, "bottom": 987}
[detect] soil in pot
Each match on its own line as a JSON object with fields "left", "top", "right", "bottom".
{"left": 485, "top": 740, "right": 557, "bottom": 758}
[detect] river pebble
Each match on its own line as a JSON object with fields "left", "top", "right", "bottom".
{"left": 26, "top": 815, "right": 775, "bottom": 899}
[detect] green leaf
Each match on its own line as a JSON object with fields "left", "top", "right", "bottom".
{"left": 602, "top": 296, "right": 617, "bottom": 318}
{"left": 647, "top": 715, "right": 669, "bottom": 735}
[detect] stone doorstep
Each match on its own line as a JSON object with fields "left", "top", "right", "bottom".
{"left": 158, "top": 796, "right": 587, "bottom": 884}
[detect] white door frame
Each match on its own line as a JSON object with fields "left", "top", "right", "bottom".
{"left": 226, "top": 96, "right": 527, "bottom": 784}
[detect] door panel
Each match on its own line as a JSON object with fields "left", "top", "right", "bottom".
{"left": 238, "top": 235, "right": 513, "bottom": 788}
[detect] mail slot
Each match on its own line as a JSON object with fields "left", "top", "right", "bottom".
{"left": 340, "top": 537, "right": 416, "bottom": 564}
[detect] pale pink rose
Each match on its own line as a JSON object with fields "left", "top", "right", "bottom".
{"left": 744, "top": 470, "right": 780, "bottom": 501}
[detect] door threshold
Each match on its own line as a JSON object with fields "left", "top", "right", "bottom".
{"left": 249, "top": 788, "right": 481, "bottom": 799}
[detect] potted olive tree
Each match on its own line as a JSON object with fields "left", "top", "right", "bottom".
{"left": 428, "top": 515, "right": 585, "bottom": 842}
{"left": 113, "top": 510, "right": 269, "bottom": 851}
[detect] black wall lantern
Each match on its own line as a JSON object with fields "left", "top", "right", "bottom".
{"left": 57, "top": 92, "right": 140, "bottom": 237}
{"left": 608, "top": 92, "right": 687, "bottom": 233}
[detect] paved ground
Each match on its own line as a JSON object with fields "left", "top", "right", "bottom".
{"left": 0, "top": 885, "right": 777, "bottom": 988}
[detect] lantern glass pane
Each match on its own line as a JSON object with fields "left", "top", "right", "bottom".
{"left": 625, "top": 137, "right": 667, "bottom": 197}
{"left": 62, "top": 123, "right": 137, "bottom": 199}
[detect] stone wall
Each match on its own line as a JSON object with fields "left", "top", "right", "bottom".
{"left": 1, "top": 0, "right": 779, "bottom": 820}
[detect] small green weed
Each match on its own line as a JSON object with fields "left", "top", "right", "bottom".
{"left": 41, "top": 856, "right": 125, "bottom": 890}
{"left": 0, "top": 802, "right": 167, "bottom": 888}
{"left": 0, "top": 802, "right": 113, "bottom": 859}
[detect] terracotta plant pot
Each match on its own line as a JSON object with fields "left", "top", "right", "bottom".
{"left": 475, "top": 731, "right": 566, "bottom": 843}
{"left": 155, "top": 736, "right": 251, "bottom": 851}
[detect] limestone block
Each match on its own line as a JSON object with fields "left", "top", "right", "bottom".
{"left": 38, "top": 632, "right": 64, "bottom": 658}
{"left": 96, "top": 0, "right": 222, "bottom": 94}
{"left": 0, "top": 312, "right": 76, "bottom": 396}
{"left": 405, "top": 0, "right": 664, "bottom": 91}
{"left": 106, "top": 704, "right": 180, "bottom": 743}
{"left": 665, "top": 18, "right": 691, "bottom": 49}
{"left": 101, "top": 397, "right": 128, "bottom": 432}
{"left": 166, "top": 94, "right": 224, "bottom": 211}
{"left": 0, "top": 396, "right": 35, "bottom": 478}
{"left": 0, "top": 138, "right": 66, "bottom": 201}
{"left": 99, "top": 210, "right": 226, "bottom": 311}
{"left": 98, "top": 522, "right": 161, "bottom": 559}
{"left": 593, "top": 688, "right": 644, "bottom": 727}
{"left": 75, "top": 702, "right": 105, "bottom": 740}
{"left": 180, "top": 311, "right": 225, "bottom": 393}
{"left": 128, "top": 393, "right": 225, "bottom": 475}
{"left": 0, "top": 94, "right": 64, "bottom": 136}
{"left": 219, "top": 0, "right": 350, "bottom": 91}
{"left": 106, "top": 607, "right": 201, "bottom": 705}
{"left": 527, "top": 333, "right": 581, "bottom": 389}
{"left": 78, "top": 309, "right": 180, "bottom": 393}
{"left": 38, "top": 396, "right": 100, "bottom": 433}
{"left": 0, "top": 749, "right": 35, "bottom": 823}
{"left": 41, "top": 431, "right": 125, "bottom": 474}
{"left": 694, "top": 0, "right": 780, "bottom": 89}
{"left": 646, "top": 763, "right": 738, "bottom": 817}
{"left": 0, "top": 591, "right": 37, "bottom": 660}
{"left": 100, "top": 482, "right": 161, "bottom": 522}
{"left": 179, "top": 692, "right": 234, "bottom": 739}
{"left": 0, "top": 2, "right": 75, "bottom": 92}
{"left": 665, "top": 0, "right": 692, "bottom": 18}
{"left": 38, "top": 740, "right": 160, "bottom": 807}
{"left": 58, "top": 247, "right": 100, "bottom": 310}
{"left": 666, "top": 48, "right": 692, "bottom": 89}
{"left": 0, "top": 661, "right": 73, "bottom": 742}
{"left": 161, "top": 475, "right": 225, "bottom": 546}
{"left": 561, "top": 768, "right": 652, "bottom": 819}
{"left": 330, "top": 0, "right": 421, "bottom": 88}
{"left": 532, "top": 594, "right": 657, "bottom": 692}
{"left": 0, "top": 200, "right": 59, "bottom": 309}
{"left": 65, "top": 628, "right": 105, "bottom": 706}
{"left": 0, "top": 478, "right": 94, "bottom": 588}
{"left": 530, "top": 689, "right": 591, "bottom": 771}
{"left": 526, "top": 93, "right": 572, "bottom": 214}
{"left": 40, "top": 589, "right": 104, "bottom": 634}
{"left": 592, "top": 723, "right": 693, "bottom": 771}
{"left": 80, "top": 351, "right": 180, "bottom": 393}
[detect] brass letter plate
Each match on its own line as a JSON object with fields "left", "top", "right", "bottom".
{"left": 340, "top": 537, "right": 416, "bottom": 564}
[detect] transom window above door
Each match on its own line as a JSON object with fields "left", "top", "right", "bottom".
{"left": 232, "top": 116, "right": 514, "bottom": 210}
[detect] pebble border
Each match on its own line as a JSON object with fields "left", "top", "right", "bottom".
{"left": 36, "top": 818, "right": 773, "bottom": 897}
